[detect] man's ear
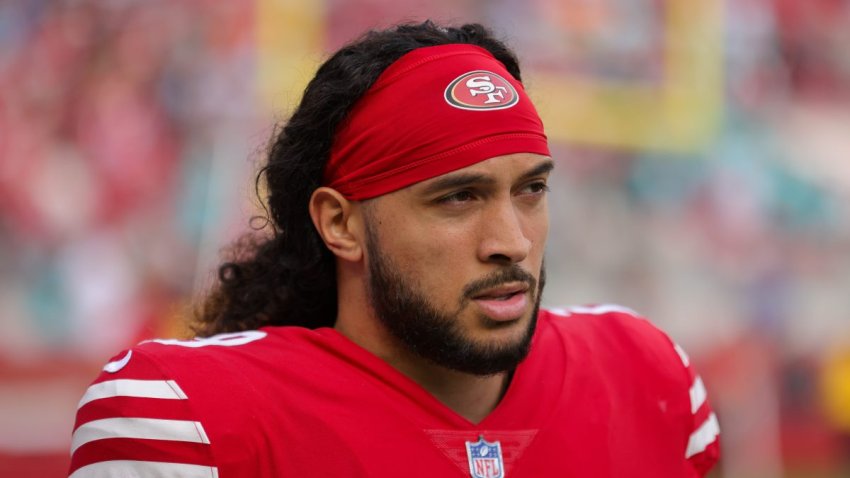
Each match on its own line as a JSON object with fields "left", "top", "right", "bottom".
{"left": 308, "top": 187, "right": 364, "bottom": 262}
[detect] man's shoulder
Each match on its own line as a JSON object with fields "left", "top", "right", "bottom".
{"left": 540, "top": 304, "right": 674, "bottom": 343}
{"left": 538, "top": 305, "right": 687, "bottom": 372}
{"left": 98, "top": 326, "right": 321, "bottom": 385}
{"left": 69, "top": 326, "right": 320, "bottom": 477}
{"left": 536, "top": 306, "right": 720, "bottom": 474}
{"left": 75, "top": 328, "right": 293, "bottom": 413}
{"left": 73, "top": 326, "right": 324, "bottom": 428}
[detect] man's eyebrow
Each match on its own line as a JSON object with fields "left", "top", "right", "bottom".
{"left": 517, "top": 159, "right": 555, "bottom": 182}
{"left": 419, "top": 158, "right": 555, "bottom": 196}
{"left": 420, "top": 172, "right": 496, "bottom": 195}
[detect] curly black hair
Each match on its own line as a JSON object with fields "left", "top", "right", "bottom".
{"left": 194, "top": 21, "right": 524, "bottom": 336}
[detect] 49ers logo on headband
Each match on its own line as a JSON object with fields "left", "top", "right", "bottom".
{"left": 444, "top": 70, "right": 519, "bottom": 111}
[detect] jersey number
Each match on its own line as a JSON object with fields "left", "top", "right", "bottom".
{"left": 147, "top": 330, "right": 267, "bottom": 348}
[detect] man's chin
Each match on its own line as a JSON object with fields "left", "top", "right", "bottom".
{"left": 444, "top": 338, "right": 533, "bottom": 376}
{"left": 475, "top": 313, "right": 530, "bottom": 336}
{"left": 447, "top": 315, "right": 536, "bottom": 375}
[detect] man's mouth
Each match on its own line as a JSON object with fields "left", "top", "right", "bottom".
{"left": 471, "top": 282, "right": 530, "bottom": 321}
{"left": 473, "top": 283, "right": 528, "bottom": 299}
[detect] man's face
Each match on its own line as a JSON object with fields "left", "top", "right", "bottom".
{"left": 362, "top": 153, "right": 552, "bottom": 375}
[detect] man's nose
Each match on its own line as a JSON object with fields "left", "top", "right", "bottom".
{"left": 476, "top": 200, "right": 532, "bottom": 264}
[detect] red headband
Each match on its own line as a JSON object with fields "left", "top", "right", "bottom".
{"left": 322, "top": 44, "right": 550, "bottom": 200}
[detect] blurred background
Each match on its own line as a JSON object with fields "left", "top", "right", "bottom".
{"left": 1, "top": 0, "right": 849, "bottom": 476}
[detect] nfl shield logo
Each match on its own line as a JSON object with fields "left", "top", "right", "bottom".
{"left": 466, "top": 436, "right": 504, "bottom": 478}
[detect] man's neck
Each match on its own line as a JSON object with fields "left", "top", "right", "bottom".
{"left": 390, "top": 353, "right": 511, "bottom": 424}
{"left": 334, "top": 317, "right": 510, "bottom": 424}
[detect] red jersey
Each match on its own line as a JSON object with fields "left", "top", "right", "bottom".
{"left": 70, "top": 306, "right": 719, "bottom": 477}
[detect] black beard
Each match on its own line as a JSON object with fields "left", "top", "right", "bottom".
{"left": 364, "top": 222, "right": 544, "bottom": 376}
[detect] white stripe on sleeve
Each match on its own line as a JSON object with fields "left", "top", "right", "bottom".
{"left": 565, "top": 304, "right": 640, "bottom": 317}
{"left": 673, "top": 343, "right": 690, "bottom": 367}
{"left": 69, "top": 460, "right": 219, "bottom": 478}
{"left": 685, "top": 413, "right": 720, "bottom": 458}
{"left": 689, "top": 376, "right": 707, "bottom": 414}
{"left": 71, "top": 417, "right": 210, "bottom": 454}
{"left": 78, "top": 379, "right": 188, "bottom": 409}
{"left": 102, "top": 350, "right": 133, "bottom": 373}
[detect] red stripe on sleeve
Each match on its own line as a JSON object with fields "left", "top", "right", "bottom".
{"left": 73, "top": 395, "right": 197, "bottom": 432}
{"left": 69, "top": 438, "right": 215, "bottom": 476}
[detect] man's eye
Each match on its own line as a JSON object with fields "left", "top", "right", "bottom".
{"left": 438, "top": 190, "right": 475, "bottom": 203}
{"left": 522, "top": 182, "right": 550, "bottom": 194}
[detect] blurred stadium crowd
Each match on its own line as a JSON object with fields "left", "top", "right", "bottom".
{"left": 1, "top": 1, "right": 849, "bottom": 477}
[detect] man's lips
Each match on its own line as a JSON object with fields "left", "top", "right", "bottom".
{"left": 471, "top": 282, "right": 531, "bottom": 321}
{"left": 471, "top": 282, "right": 529, "bottom": 300}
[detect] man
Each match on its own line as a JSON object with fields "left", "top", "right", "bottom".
{"left": 69, "top": 22, "right": 719, "bottom": 477}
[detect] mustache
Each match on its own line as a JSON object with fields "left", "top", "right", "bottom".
{"left": 462, "top": 265, "right": 538, "bottom": 300}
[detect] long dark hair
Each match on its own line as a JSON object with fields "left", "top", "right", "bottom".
{"left": 193, "top": 21, "right": 524, "bottom": 336}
